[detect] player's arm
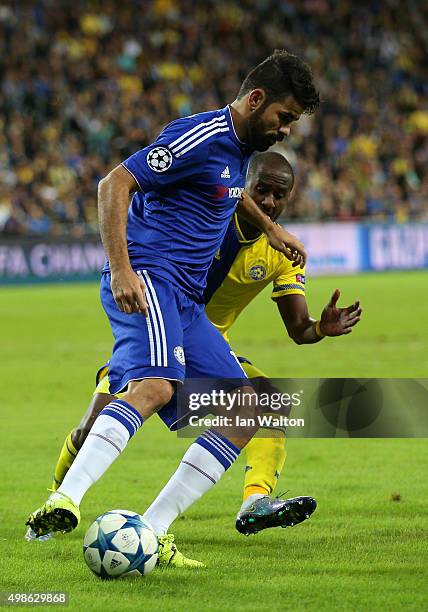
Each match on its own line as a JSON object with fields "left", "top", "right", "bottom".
{"left": 98, "top": 165, "right": 148, "bottom": 315}
{"left": 276, "top": 289, "right": 362, "bottom": 344}
{"left": 100, "top": 118, "right": 208, "bottom": 315}
{"left": 237, "top": 191, "right": 306, "bottom": 267}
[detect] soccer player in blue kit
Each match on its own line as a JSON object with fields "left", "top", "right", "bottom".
{"left": 27, "top": 50, "right": 320, "bottom": 564}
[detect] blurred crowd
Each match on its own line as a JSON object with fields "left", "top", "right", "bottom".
{"left": 1, "top": 0, "right": 427, "bottom": 236}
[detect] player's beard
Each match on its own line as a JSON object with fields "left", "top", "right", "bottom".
{"left": 247, "top": 105, "right": 280, "bottom": 151}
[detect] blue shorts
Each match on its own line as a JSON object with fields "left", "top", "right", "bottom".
{"left": 100, "top": 270, "right": 247, "bottom": 394}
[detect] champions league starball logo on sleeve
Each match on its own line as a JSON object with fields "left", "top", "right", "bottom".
{"left": 147, "top": 147, "right": 173, "bottom": 172}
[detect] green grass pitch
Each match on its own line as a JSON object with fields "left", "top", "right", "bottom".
{"left": 1, "top": 271, "right": 427, "bottom": 611}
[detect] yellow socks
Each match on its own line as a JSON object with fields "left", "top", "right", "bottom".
{"left": 243, "top": 434, "right": 286, "bottom": 500}
{"left": 238, "top": 361, "right": 287, "bottom": 500}
{"left": 51, "top": 431, "right": 78, "bottom": 491}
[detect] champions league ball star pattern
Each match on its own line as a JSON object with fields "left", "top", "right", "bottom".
{"left": 146, "top": 147, "right": 173, "bottom": 172}
{"left": 83, "top": 510, "right": 158, "bottom": 579}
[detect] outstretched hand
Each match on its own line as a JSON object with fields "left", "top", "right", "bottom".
{"left": 319, "top": 289, "right": 362, "bottom": 336}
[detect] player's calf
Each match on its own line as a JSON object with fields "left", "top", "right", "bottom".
{"left": 51, "top": 393, "right": 113, "bottom": 493}
{"left": 72, "top": 392, "right": 114, "bottom": 450}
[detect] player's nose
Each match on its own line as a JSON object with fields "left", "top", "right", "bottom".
{"left": 262, "top": 194, "right": 275, "bottom": 211}
{"left": 279, "top": 126, "right": 291, "bottom": 138}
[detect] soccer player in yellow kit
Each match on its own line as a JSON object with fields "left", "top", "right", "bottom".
{"left": 33, "top": 152, "right": 361, "bottom": 546}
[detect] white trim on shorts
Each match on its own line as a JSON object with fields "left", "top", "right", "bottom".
{"left": 136, "top": 270, "right": 169, "bottom": 367}
{"left": 113, "top": 376, "right": 182, "bottom": 395}
{"left": 141, "top": 270, "right": 168, "bottom": 367}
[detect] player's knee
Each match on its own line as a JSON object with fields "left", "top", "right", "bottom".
{"left": 122, "top": 379, "right": 175, "bottom": 418}
{"left": 140, "top": 380, "right": 175, "bottom": 411}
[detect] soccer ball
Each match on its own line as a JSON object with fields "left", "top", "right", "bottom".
{"left": 83, "top": 509, "right": 158, "bottom": 579}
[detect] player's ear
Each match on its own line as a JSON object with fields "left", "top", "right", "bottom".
{"left": 248, "top": 89, "right": 266, "bottom": 112}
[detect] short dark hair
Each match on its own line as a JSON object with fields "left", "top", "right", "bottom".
{"left": 247, "top": 152, "right": 294, "bottom": 189}
{"left": 237, "top": 50, "right": 320, "bottom": 114}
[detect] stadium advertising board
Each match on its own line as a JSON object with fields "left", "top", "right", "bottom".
{"left": 287, "top": 222, "right": 361, "bottom": 276}
{"left": 287, "top": 222, "right": 428, "bottom": 275}
{"left": 361, "top": 223, "right": 428, "bottom": 271}
{"left": 2, "top": 223, "right": 428, "bottom": 284}
{"left": 0, "top": 237, "right": 105, "bottom": 284}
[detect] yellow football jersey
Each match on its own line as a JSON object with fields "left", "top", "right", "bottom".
{"left": 204, "top": 214, "right": 306, "bottom": 340}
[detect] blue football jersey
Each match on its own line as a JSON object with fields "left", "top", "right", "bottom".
{"left": 104, "top": 106, "right": 253, "bottom": 301}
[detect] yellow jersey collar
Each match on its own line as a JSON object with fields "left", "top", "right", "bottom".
{"left": 234, "top": 213, "right": 263, "bottom": 245}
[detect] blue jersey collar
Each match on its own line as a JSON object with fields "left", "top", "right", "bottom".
{"left": 225, "top": 105, "right": 249, "bottom": 149}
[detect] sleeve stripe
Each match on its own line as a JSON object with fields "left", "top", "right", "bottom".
{"left": 169, "top": 115, "right": 226, "bottom": 149}
{"left": 174, "top": 126, "right": 229, "bottom": 158}
{"left": 121, "top": 162, "right": 142, "bottom": 191}
{"left": 171, "top": 120, "right": 228, "bottom": 155}
{"left": 272, "top": 283, "right": 305, "bottom": 292}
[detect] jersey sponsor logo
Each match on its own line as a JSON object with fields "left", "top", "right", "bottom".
{"left": 229, "top": 187, "right": 244, "bottom": 199}
{"left": 296, "top": 273, "right": 306, "bottom": 284}
{"left": 249, "top": 264, "right": 267, "bottom": 280}
{"left": 213, "top": 185, "right": 244, "bottom": 200}
{"left": 221, "top": 165, "right": 230, "bottom": 179}
{"left": 214, "top": 185, "right": 228, "bottom": 199}
{"left": 173, "top": 345, "right": 186, "bottom": 365}
{"left": 147, "top": 147, "right": 173, "bottom": 172}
